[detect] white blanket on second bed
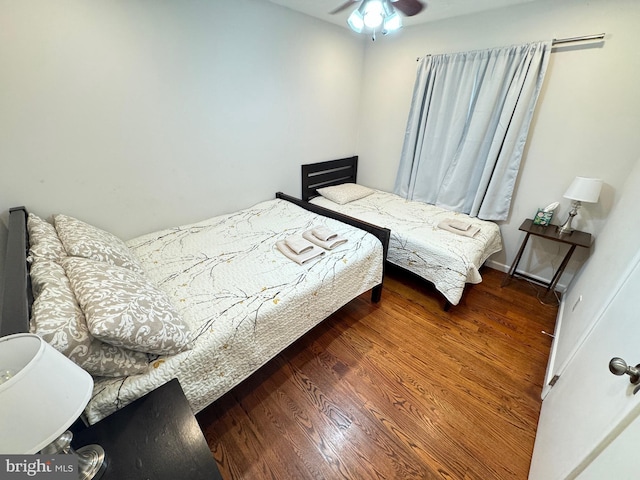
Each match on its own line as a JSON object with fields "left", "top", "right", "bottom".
{"left": 85, "top": 198, "right": 383, "bottom": 423}
{"left": 310, "top": 190, "right": 502, "bottom": 305}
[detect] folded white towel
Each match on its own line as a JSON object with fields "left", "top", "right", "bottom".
{"left": 437, "top": 220, "right": 480, "bottom": 238}
{"left": 311, "top": 225, "right": 338, "bottom": 242}
{"left": 446, "top": 219, "right": 471, "bottom": 231}
{"left": 276, "top": 240, "right": 325, "bottom": 265}
{"left": 303, "top": 230, "right": 348, "bottom": 250}
{"left": 285, "top": 235, "right": 314, "bottom": 255}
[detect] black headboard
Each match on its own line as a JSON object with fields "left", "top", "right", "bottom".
{"left": 0, "top": 207, "right": 31, "bottom": 337}
{"left": 301, "top": 156, "right": 358, "bottom": 202}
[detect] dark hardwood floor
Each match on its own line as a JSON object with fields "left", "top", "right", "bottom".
{"left": 197, "top": 266, "right": 558, "bottom": 479}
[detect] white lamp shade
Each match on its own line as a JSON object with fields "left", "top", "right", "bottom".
{"left": 563, "top": 176, "right": 603, "bottom": 203}
{"left": 0, "top": 333, "right": 93, "bottom": 454}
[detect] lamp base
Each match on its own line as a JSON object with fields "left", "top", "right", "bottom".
{"left": 557, "top": 200, "right": 581, "bottom": 235}
{"left": 77, "top": 444, "right": 107, "bottom": 480}
{"left": 41, "top": 431, "right": 107, "bottom": 480}
{"left": 557, "top": 213, "right": 576, "bottom": 235}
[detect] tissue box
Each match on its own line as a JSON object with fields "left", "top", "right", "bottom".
{"left": 533, "top": 209, "right": 553, "bottom": 226}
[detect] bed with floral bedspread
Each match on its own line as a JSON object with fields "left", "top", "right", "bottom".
{"left": 1, "top": 196, "right": 384, "bottom": 424}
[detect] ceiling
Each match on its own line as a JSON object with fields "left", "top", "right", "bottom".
{"left": 266, "top": 0, "right": 538, "bottom": 28}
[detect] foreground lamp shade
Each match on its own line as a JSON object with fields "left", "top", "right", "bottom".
{"left": 0, "top": 333, "right": 93, "bottom": 454}
{"left": 563, "top": 176, "right": 603, "bottom": 203}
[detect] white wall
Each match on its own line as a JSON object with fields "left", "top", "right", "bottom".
{"left": 356, "top": 0, "right": 640, "bottom": 287}
{"left": 0, "top": 0, "right": 365, "bottom": 239}
{"left": 2, "top": 0, "right": 638, "bottom": 287}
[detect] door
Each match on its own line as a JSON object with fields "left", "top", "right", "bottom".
{"left": 529, "top": 250, "right": 640, "bottom": 479}
{"left": 575, "top": 412, "right": 640, "bottom": 480}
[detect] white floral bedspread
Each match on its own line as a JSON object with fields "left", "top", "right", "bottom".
{"left": 85, "top": 198, "right": 383, "bottom": 423}
{"left": 310, "top": 190, "right": 502, "bottom": 305}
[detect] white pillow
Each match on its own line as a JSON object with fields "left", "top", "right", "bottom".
{"left": 317, "top": 183, "right": 374, "bottom": 205}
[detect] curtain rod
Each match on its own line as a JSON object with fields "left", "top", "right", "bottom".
{"left": 415, "top": 33, "right": 606, "bottom": 61}
{"left": 552, "top": 33, "right": 605, "bottom": 46}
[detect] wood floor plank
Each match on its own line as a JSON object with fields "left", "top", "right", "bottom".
{"left": 325, "top": 318, "right": 526, "bottom": 478}
{"left": 198, "top": 266, "right": 557, "bottom": 479}
{"left": 296, "top": 337, "right": 441, "bottom": 479}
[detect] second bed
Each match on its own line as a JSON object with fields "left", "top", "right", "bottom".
{"left": 302, "top": 157, "right": 503, "bottom": 306}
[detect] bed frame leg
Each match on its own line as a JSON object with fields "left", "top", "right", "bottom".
{"left": 371, "top": 284, "right": 383, "bottom": 303}
{"left": 443, "top": 300, "right": 452, "bottom": 312}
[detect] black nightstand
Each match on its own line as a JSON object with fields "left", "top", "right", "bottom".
{"left": 502, "top": 218, "right": 592, "bottom": 295}
{"left": 72, "top": 379, "right": 222, "bottom": 480}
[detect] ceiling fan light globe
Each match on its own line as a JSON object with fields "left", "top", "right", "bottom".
{"left": 347, "top": 9, "right": 365, "bottom": 32}
{"left": 364, "top": 11, "right": 383, "bottom": 28}
{"left": 383, "top": 11, "right": 402, "bottom": 32}
{"left": 363, "top": 0, "right": 384, "bottom": 28}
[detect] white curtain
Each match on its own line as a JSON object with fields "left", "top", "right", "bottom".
{"left": 394, "top": 41, "right": 552, "bottom": 220}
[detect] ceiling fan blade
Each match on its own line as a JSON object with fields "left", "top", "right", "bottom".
{"left": 391, "top": 0, "right": 425, "bottom": 17}
{"left": 329, "top": 0, "right": 359, "bottom": 14}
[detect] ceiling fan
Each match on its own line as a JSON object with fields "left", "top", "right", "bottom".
{"left": 330, "top": 0, "right": 426, "bottom": 38}
{"left": 331, "top": 0, "right": 425, "bottom": 17}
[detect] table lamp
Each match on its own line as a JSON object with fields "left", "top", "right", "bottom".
{"left": 557, "top": 176, "right": 603, "bottom": 235}
{"left": 0, "top": 333, "right": 106, "bottom": 479}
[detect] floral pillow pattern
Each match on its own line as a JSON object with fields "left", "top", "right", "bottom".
{"left": 27, "top": 213, "right": 67, "bottom": 263}
{"left": 62, "top": 257, "right": 192, "bottom": 356}
{"left": 54, "top": 214, "right": 145, "bottom": 275}
{"left": 30, "top": 260, "right": 151, "bottom": 377}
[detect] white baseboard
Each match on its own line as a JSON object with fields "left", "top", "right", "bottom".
{"left": 541, "top": 296, "right": 565, "bottom": 399}
{"left": 485, "top": 259, "right": 508, "bottom": 273}
{"left": 484, "top": 259, "right": 568, "bottom": 293}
